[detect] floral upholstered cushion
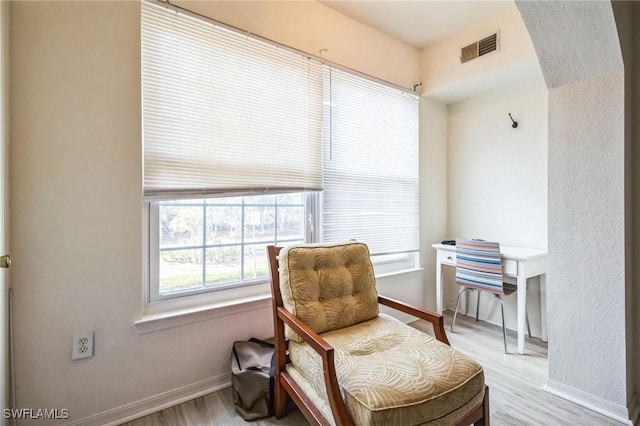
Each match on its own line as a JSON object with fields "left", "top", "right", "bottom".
{"left": 288, "top": 314, "right": 485, "bottom": 425}
{"left": 279, "top": 242, "right": 379, "bottom": 343}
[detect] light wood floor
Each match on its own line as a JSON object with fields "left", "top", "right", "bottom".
{"left": 122, "top": 312, "right": 623, "bottom": 426}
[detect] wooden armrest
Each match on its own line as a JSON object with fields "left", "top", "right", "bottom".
{"left": 378, "top": 295, "right": 450, "bottom": 345}
{"left": 276, "top": 307, "right": 354, "bottom": 426}
{"left": 277, "top": 307, "right": 334, "bottom": 354}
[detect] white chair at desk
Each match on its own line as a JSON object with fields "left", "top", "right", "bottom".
{"left": 432, "top": 241, "right": 547, "bottom": 355}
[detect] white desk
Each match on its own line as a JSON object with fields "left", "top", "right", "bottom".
{"left": 432, "top": 243, "right": 547, "bottom": 354}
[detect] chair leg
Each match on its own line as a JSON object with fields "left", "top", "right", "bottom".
{"left": 498, "top": 295, "right": 507, "bottom": 354}
{"left": 526, "top": 306, "right": 532, "bottom": 339}
{"left": 476, "top": 291, "right": 481, "bottom": 322}
{"left": 273, "top": 375, "right": 287, "bottom": 418}
{"left": 474, "top": 385, "right": 491, "bottom": 426}
{"left": 451, "top": 287, "right": 467, "bottom": 332}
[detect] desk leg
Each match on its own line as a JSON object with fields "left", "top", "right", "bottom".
{"left": 540, "top": 274, "right": 548, "bottom": 342}
{"left": 436, "top": 262, "right": 443, "bottom": 315}
{"left": 436, "top": 261, "right": 443, "bottom": 314}
{"left": 517, "top": 269, "right": 526, "bottom": 354}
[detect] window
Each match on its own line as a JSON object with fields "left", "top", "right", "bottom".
{"left": 141, "top": 1, "right": 323, "bottom": 199}
{"left": 322, "top": 68, "right": 419, "bottom": 261}
{"left": 149, "top": 193, "right": 307, "bottom": 301}
{"left": 142, "top": 1, "right": 419, "bottom": 305}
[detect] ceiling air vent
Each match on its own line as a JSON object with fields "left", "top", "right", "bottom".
{"left": 460, "top": 32, "right": 499, "bottom": 64}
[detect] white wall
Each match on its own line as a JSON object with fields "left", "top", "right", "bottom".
{"left": 619, "top": 2, "right": 640, "bottom": 419}
{"left": 11, "top": 2, "right": 148, "bottom": 422}
{"left": 420, "top": 2, "right": 539, "bottom": 104}
{"left": 418, "top": 97, "right": 448, "bottom": 312}
{"left": 547, "top": 68, "right": 628, "bottom": 415}
{"left": 613, "top": 1, "right": 640, "bottom": 419}
{"left": 175, "top": 0, "right": 420, "bottom": 90}
{"left": 447, "top": 78, "right": 547, "bottom": 249}
{"left": 517, "top": 1, "right": 633, "bottom": 421}
{"left": 9, "top": 1, "right": 422, "bottom": 424}
{"left": 443, "top": 77, "right": 548, "bottom": 334}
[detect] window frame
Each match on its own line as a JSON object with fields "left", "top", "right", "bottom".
{"left": 147, "top": 192, "right": 314, "bottom": 304}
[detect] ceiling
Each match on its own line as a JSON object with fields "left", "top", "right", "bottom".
{"left": 320, "top": 1, "right": 513, "bottom": 48}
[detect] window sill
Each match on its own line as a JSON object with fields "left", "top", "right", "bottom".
{"left": 135, "top": 267, "right": 423, "bottom": 335}
{"left": 376, "top": 267, "right": 423, "bottom": 279}
{"left": 134, "top": 294, "right": 272, "bottom": 335}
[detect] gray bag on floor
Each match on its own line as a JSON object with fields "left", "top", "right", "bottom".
{"left": 231, "top": 338, "right": 275, "bottom": 420}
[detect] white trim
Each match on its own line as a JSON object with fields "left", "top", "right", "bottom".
{"left": 66, "top": 374, "right": 230, "bottom": 426}
{"left": 147, "top": 201, "right": 159, "bottom": 302}
{"left": 544, "top": 379, "right": 632, "bottom": 425}
{"left": 141, "top": 201, "right": 151, "bottom": 315}
{"left": 135, "top": 295, "right": 271, "bottom": 334}
{"left": 376, "top": 267, "right": 423, "bottom": 280}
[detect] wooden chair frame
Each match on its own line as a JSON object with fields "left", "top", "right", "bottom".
{"left": 267, "top": 245, "right": 490, "bottom": 426}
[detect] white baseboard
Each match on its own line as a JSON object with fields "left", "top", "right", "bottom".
{"left": 66, "top": 373, "right": 230, "bottom": 426}
{"left": 544, "top": 379, "right": 633, "bottom": 425}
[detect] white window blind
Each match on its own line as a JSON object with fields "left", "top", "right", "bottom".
{"left": 322, "top": 68, "right": 419, "bottom": 255}
{"left": 142, "top": 2, "right": 323, "bottom": 199}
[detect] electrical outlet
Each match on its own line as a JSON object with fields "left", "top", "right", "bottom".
{"left": 72, "top": 331, "right": 94, "bottom": 360}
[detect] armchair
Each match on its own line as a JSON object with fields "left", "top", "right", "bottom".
{"left": 267, "top": 242, "right": 490, "bottom": 425}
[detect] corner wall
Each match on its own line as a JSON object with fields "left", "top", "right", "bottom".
{"left": 419, "top": 97, "right": 448, "bottom": 311}
{"left": 612, "top": 1, "right": 640, "bottom": 422}
{"left": 517, "top": 1, "right": 633, "bottom": 422}
{"left": 546, "top": 71, "right": 626, "bottom": 405}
